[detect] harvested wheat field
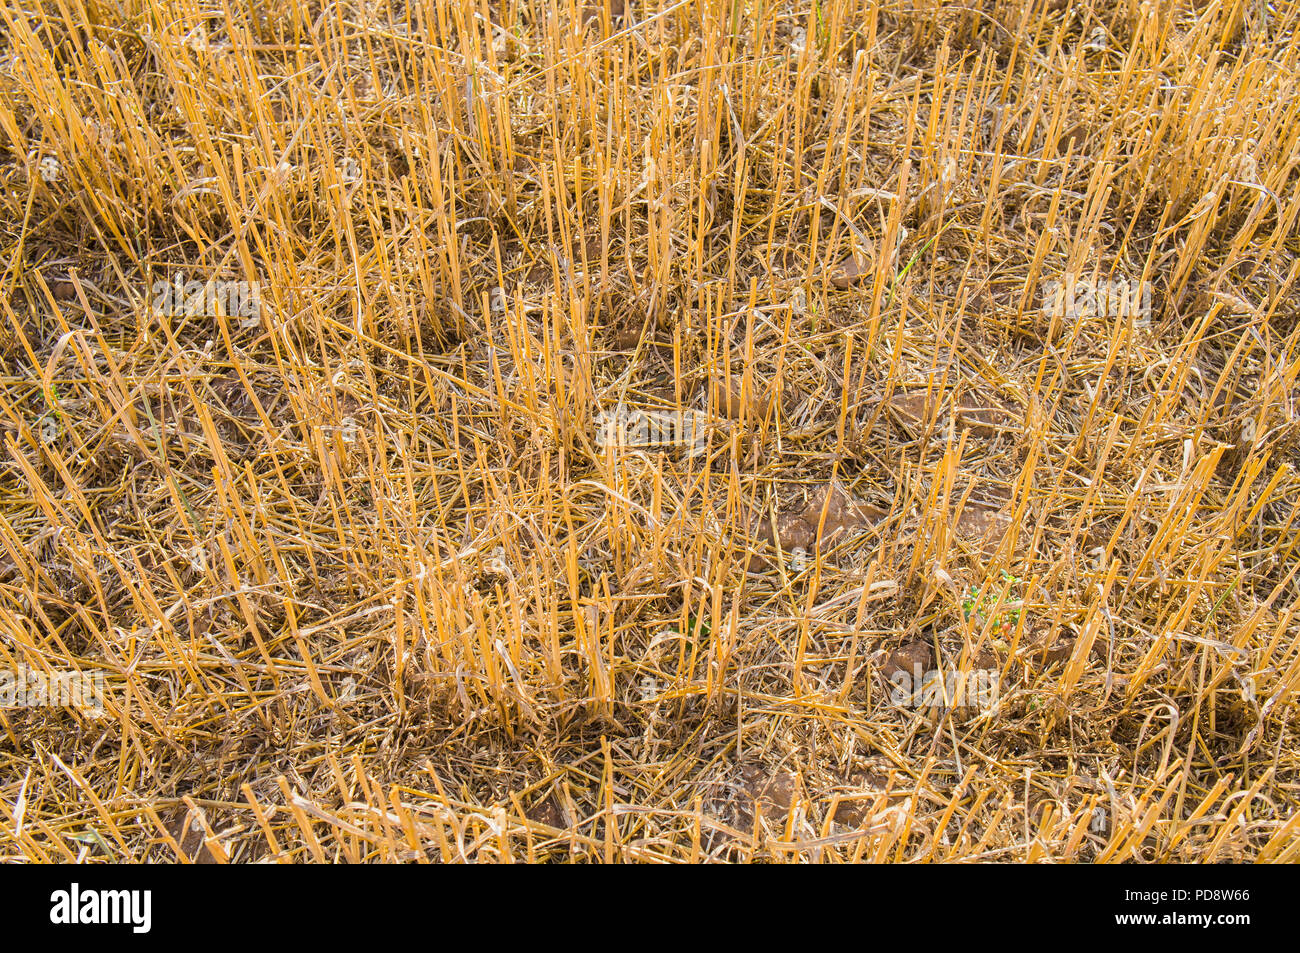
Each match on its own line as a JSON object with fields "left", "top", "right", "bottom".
{"left": 0, "top": 0, "right": 1297, "bottom": 865}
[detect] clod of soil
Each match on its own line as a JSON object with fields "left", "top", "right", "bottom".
{"left": 583, "top": 0, "right": 627, "bottom": 24}
{"left": 955, "top": 397, "right": 1020, "bottom": 436}
{"left": 881, "top": 639, "right": 934, "bottom": 679}
{"left": 49, "top": 279, "right": 79, "bottom": 302}
{"left": 886, "top": 390, "right": 938, "bottom": 435}
{"left": 751, "top": 481, "right": 887, "bottom": 557}
{"left": 733, "top": 763, "right": 798, "bottom": 828}
{"left": 709, "top": 374, "right": 775, "bottom": 421}
{"left": 829, "top": 247, "right": 875, "bottom": 289}
{"left": 955, "top": 501, "right": 1014, "bottom": 556}
{"left": 161, "top": 814, "right": 218, "bottom": 863}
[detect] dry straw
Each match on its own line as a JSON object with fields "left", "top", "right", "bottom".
{"left": 0, "top": 0, "right": 1298, "bottom": 862}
